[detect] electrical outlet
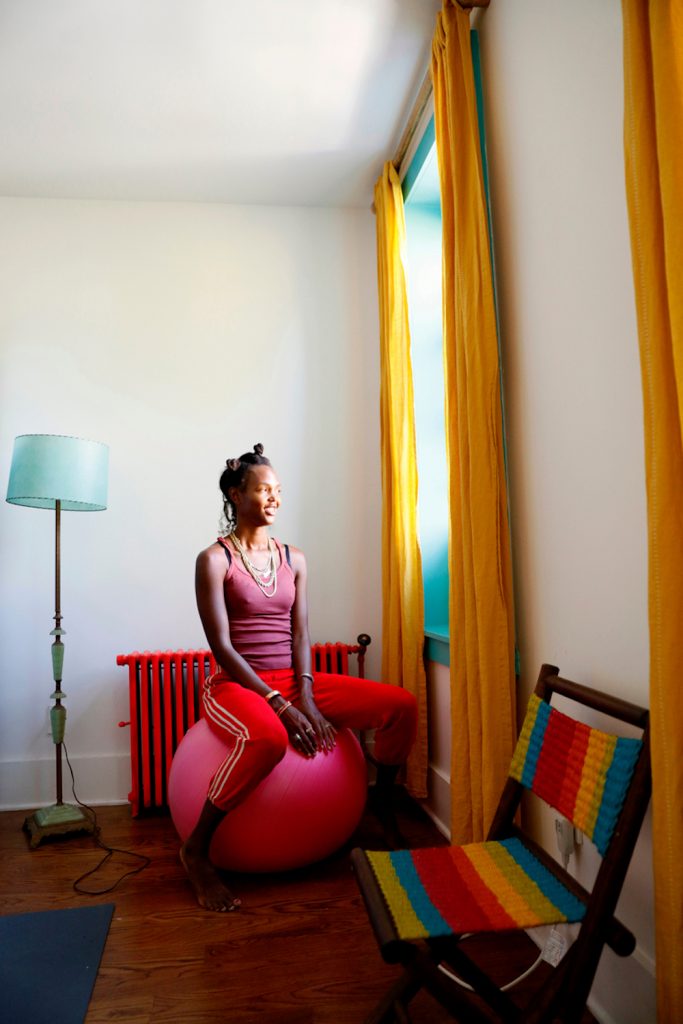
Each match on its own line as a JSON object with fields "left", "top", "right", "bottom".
{"left": 555, "top": 816, "right": 575, "bottom": 867}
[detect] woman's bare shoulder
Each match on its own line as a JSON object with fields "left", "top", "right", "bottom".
{"left": 284, "top": 543, "right": 306, "bottom": 572}
{"left": 196, "top": 540, "right": 229, "bottom": 572}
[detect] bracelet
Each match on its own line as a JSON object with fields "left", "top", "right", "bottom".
{"left": 298, "top": 673, "right": 314, "bottom": 684}
{"left": 264, "top": 689, "right": 282, "bottom": 704}
{"left": 275, "top": 700, "right": 293, "bottom": 718}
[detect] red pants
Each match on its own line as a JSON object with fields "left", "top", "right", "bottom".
{"left": 202, "top": 668, "right": 417, "bottom": 812}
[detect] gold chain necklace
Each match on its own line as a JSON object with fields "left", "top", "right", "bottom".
{"left": 229, "top": 532, "right": 278, "bottom": 598}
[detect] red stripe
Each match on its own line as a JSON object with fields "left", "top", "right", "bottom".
{"left": 556, "top": 718, "right": 590, "bottom": 822}
{"left": 534, "top": 710, "right": 575, "bottom": 809}
{"left": 410, "top": 847, "right": 515, "bottom": 933}
{"left": 449, "top": 849, "right": 519, "bottom": 930}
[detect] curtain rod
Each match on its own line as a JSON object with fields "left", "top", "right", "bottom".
{"left": 372, "top": 0, "right": 490, "bottom": 211}
{"left": 392, "top": 68, "right": 433, "bottom": 171}
{"left": 392, "top": 0, "right": 490, "bottom": 170}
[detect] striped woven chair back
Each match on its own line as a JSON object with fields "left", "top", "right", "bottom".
{"left": 509, "top": 693, "right": 642, "bottom": 854}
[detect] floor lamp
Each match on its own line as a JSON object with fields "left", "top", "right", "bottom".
{"left": 6, "top": 433, "right": 109, "bottom": 847}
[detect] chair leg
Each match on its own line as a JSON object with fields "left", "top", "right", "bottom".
{"left": 365, "top": 968, "right": 422, "bottom": 1024}
{"left": 393, "top": 999, "right": 413, "bottom": 1024}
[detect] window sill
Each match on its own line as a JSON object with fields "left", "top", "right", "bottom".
{"left": 424, "top": 625, "right": 449, "bottom": 667}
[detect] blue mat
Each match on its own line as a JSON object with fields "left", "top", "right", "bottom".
{"left": 0, "top": 903, "right": 114, "bottom": 1024}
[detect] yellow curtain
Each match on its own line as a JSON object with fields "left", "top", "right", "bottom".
{"left": 622, "top": 3, "right": 683, "bottom": 1019}
{"left": 431, "top": 2, "right": 516, "bottom": 843}
{"left": 374, "top": 162, "right": 428, "bottom": 798}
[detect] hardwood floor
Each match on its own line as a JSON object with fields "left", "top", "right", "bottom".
{"left": 0, "top": 796, "right": 594, "bottom": 1023}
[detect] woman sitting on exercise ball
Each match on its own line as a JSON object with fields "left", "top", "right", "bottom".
{"left": 181, "top": 443, "right": 418, "bottom": 912}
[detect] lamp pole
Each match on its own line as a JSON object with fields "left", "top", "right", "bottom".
{"left": 24, "top": 498, "right": 96, "bottom": 847}
{"left": 51, "top": 499, "right": 66, "bottom": 805}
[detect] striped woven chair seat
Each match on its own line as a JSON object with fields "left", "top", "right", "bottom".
{"left": 365, "top": 836, "right": 586, "bottom": 941}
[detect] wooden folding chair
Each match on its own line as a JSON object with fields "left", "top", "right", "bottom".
{"left": 351, "top": 664, "right": 651, "bottom": 1023}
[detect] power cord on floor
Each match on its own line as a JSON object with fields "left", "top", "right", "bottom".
{"left": 63, "top": 742, "right": 151, "bottom": 895}
{"left": 437, "top": 933, "right": 545, "bottom": 992}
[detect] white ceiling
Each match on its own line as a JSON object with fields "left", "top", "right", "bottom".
{"left": 0, "top": 0, "right": 440, "bottom": 208}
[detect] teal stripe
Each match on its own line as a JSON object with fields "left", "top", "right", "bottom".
{"left": 389, "top": 850, "right": 451, "bottom": 935}
{"left": 520, "top": 700, "right": 551, "bottom": 788}
{"left": 593, "top": 738, "right": 642, "bottom": 854}
{"left": 501, "top": 838, "right": 586, "bottom": 922}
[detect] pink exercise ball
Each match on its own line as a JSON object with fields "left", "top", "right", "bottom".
{"left": 168, "top": 718, "right": 368, "bottom": 873}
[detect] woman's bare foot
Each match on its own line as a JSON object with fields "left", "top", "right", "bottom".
{"left": 179, "top": 844, "right": 242, "bottom": 912}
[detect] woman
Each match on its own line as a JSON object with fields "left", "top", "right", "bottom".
{"left": 181, "top": 444, "right": 417, "bottom": 912}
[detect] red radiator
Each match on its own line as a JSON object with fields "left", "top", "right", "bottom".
{"left": 117, "top": 635, "right": 370, "bottom": 816}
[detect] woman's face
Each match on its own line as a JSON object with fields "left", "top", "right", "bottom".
{"left": 230, "top": 464, "right": 282, "bottom": 527}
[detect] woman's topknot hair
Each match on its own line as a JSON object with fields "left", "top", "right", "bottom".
{"left": 219, "top": 443, "right": 272, "bottom": 534}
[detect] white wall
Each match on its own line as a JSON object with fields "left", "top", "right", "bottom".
{"left": 473, "top": 2, "right": 654, "bottom": 1021}
{"left": 0, "top": 197, "right": 381, "bottom": 809}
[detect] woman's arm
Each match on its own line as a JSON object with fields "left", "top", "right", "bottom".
{"left": 195, "top": 545, "right": 276, "bottom": 697}
{"left": 290, "top": 546, "right": 312, "bottom": 682}
{"left": 290, "top": 547, "right": 336, "bottom": 751}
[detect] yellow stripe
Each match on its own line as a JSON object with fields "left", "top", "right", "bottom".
{"left": 573, "top": 730, "right": 616, "bottom": 838}
{"left": 366, "top": 852, "right": 429, "bottom": 940}
{"left": 584, "top": 733, "right": 616, "bottom": 839}
{"left": 509, "top": 694, "right": 542, "bottom": 782}
{"left": 463, "top": 843, "right": 564, "bottom": 927}
{"left": 573, "top": 729, "right": 607, "bottom": 833}
{"left": 486, "top": 843, "right": 566, "bottom": 924}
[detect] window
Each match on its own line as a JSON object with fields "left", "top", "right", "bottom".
{"left": 402, "top": 114, "right": 449, "bottom": 666}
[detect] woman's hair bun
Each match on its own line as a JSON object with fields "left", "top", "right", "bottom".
{"left": 226, "top": 457, "right": 241, "bottom": 472}
{"left": 253, "top": 443, "right": 264, "bottom": 456}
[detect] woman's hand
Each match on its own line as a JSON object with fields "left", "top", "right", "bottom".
{"left": 279, "top": 704, "right": 320, "bottom": 758}
{"left": 298, "top": 694, "right": 337, "bottom": 753}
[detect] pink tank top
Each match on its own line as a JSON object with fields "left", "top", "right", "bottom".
{"left": 218, "top": 536, "right": 296, "bottom": 671}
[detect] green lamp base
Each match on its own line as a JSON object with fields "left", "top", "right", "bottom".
{"left": 24, "top": 803, "right": 96, "bottom": 849}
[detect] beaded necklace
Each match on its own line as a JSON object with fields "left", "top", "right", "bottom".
{"left": 229, "top": 531, "right": 278, "bottom": 598}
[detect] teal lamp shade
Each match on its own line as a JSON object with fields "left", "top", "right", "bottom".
{"left": 6, "top": 434, "right": 109, "bottom": 510}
